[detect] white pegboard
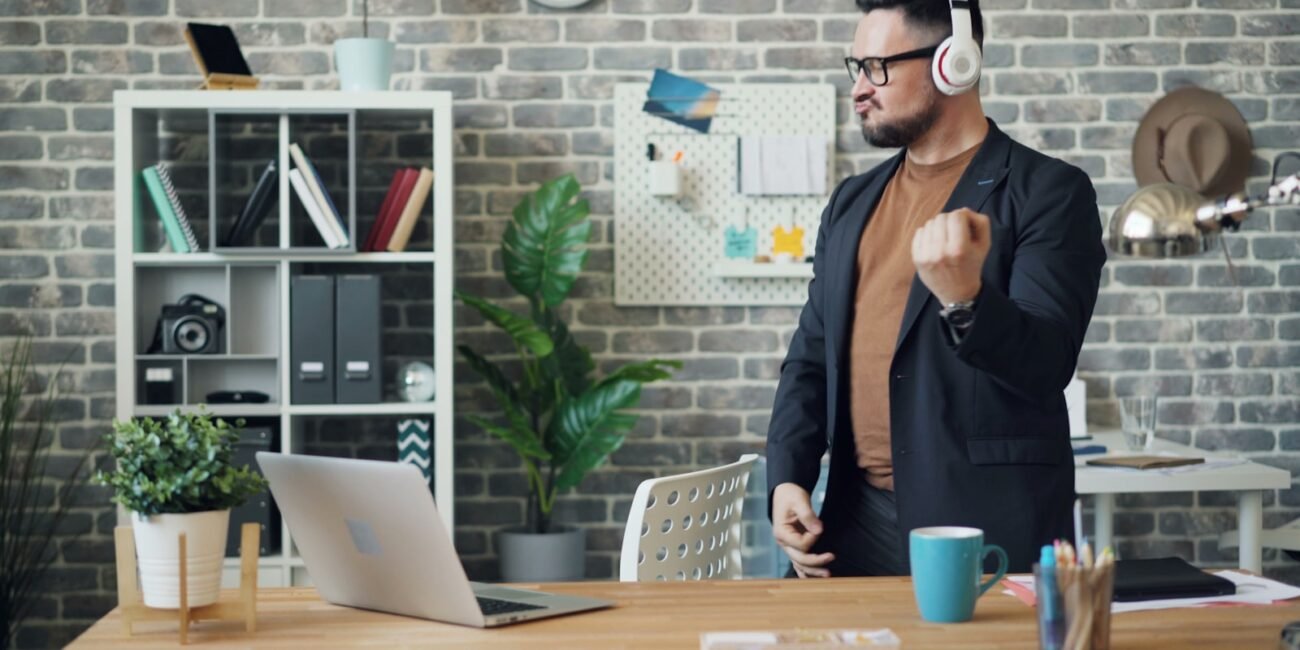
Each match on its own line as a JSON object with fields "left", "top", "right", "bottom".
{"left": 614, "top": 83, "right": 837, "bottom": 306}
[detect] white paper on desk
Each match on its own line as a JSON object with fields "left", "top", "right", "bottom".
{"left": 739, "top": 135, "right": 828, "bottom": 196}
{"left": 1006, "top": 570, "right": 1300, "bottom": 614}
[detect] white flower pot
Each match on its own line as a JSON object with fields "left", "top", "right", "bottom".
{"left": 132, "top": 509, "right": 230, "bottom": 609}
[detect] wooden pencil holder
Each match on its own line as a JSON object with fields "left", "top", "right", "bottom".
{"left": 114, "top": 523, "right": 259, "bottom": 645}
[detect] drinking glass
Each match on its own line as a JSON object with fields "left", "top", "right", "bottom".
{"left": 1119, "top": 395, "right": 1157, "bottom": 452}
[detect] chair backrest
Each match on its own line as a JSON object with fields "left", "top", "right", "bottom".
{"left": 619, "top": 454, "right": 760, "bottom": 582}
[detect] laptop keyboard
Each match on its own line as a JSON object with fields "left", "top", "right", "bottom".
{"left": 477, "top": 596, "right": 546, "bottom": 616}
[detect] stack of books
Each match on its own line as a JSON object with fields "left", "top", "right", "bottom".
{"left": 287, "top": 143, "right": 349, "bottom": 249}
{"left": 362, "top": 166, "right": 434, "bottom": 252}
{"left": 140, "top": 163, "right": 201, "bottom": 253}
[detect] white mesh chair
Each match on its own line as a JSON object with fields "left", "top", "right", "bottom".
{"left": 619, "top": 454, "right": 760, "bottom": 582}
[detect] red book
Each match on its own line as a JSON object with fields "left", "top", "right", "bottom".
{"left": 362, "top": 169, "right": 406, "bottom": 251}
{"left": 369, "top": 168, "right": 419, "bottom": 251}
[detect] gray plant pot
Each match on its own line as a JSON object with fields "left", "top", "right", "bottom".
{"left": 497, "top": 526, "right": 586, "bottom": 583}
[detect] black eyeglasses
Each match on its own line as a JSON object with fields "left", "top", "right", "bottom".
{"left": 844, "top": 45, "right": 940, "bottom": 86}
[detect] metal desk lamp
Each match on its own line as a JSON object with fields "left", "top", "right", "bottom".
{"left": 1109, "top": 152, "right": 1300, "bottom": 259}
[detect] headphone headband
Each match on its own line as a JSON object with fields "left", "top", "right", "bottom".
{"left": 949, "top": 0, "right": 973, "bottom": 42}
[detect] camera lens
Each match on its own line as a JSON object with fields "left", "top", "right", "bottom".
{"left": 172, "top": 316, "right": 211, "bottom": 353}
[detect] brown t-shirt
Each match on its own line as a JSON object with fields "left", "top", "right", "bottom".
{"left": 848, "top": 142, "right": 981, "bottom": 491}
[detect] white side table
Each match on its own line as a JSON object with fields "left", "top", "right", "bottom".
{"left": 1075, "top": 431, "right": 1290, "bottom": 574}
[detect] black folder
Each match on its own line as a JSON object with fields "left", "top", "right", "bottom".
{"left": 290, "top": 275, "right": 335, "bottom": 404}
{"left": 224, "top": 158, "right": 277, "bottom": 247}
{"left": 1112, "top": 557, "right": 1236, "bottom": 602}
{"left": 334, "top": 275, "right": 382, "bottom": 404}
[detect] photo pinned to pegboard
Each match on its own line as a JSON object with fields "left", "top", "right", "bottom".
{"left": 614, "top": 83, "right": 836, "bottom": 306}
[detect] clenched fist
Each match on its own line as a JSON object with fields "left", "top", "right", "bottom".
{"left": 911, "top": 208, "right": 991, "bottom": 306}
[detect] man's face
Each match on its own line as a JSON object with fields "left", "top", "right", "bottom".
{"left": 851, "top": 9, "right": 944, "bottom": 149}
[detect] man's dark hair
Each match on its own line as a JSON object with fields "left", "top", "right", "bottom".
{"left": 854, "top": 0, "right": 985, "bottom": 48}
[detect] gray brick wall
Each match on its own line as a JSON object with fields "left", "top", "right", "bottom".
{"left": 1, "top": 0, "right": 1298, "bottom": 645}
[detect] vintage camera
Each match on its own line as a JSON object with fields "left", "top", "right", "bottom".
{"left": 148, "top": 294, "right": 226, "bottom": 355}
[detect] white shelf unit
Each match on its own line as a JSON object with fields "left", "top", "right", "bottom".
{"left": 113, "top": 91, "right": 455, "bottom": 588}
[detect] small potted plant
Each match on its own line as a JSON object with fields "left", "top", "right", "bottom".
{"left": 334, "top": 0, "right": 395, "bottom": 91}
{"left": 457, "top": 173, "right": 680, "bottom": 582}
{"left": 95, "top": 409, "right": 267, "bottom": 608}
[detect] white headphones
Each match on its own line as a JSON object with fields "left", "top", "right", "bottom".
{"left": 931, "top": 0, "right": 982, "bottom": 96}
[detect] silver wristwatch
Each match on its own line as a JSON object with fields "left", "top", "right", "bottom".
{"left": 939, "top": 299, "right": 977, "bottom": 330}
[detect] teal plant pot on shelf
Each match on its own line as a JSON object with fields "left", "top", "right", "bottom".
{"left": 334, "top": 38, "right": 394, "bottom": 92}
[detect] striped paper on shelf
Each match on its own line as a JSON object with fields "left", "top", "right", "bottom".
{"left": 397, "top": 419, "right": 431, "bottom": 483}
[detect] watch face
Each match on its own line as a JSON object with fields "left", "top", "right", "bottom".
{"left": 944, "top": 308, "right": 975, "bottom": 328}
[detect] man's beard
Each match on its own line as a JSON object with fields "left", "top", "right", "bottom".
{"left": 860, "top": 94, "right": 941, "bottom": 149}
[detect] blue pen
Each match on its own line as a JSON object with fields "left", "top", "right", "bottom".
{"left": 1037, "top": 545, "right": 1065, "bottom": 650}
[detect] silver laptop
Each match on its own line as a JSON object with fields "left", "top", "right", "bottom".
{"left": 256, "top": 453, "right": 612, "bottom": 627}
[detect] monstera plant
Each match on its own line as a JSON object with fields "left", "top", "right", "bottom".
{"left": 457, "top": 174, "right": 679, "bottom": 581}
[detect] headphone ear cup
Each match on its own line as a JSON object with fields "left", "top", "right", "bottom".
{"left": 930, "top": 36, "right": 957, "bottom": 95}
{"left": 931, "top": 36, "right": 982, "bottom": 96}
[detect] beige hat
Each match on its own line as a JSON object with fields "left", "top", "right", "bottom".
{"left": 1132, "top": 86, "right": 1253, "bottom": 198}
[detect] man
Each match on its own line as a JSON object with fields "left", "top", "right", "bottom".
{"left": 766, "top": 0, "right": 1106, "bottom": 578}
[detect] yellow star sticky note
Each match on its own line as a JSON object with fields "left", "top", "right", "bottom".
{"left": 772, "top": 225, "right": 805, "bottom": 258}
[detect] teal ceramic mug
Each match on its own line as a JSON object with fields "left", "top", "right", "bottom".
{"left": 909, "top": 526, "right": 1009, "bottom": 623}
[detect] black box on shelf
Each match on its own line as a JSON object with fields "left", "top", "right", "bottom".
{"left": 141, "top": 364, "right": 180, "bottom": 405}
{"left": 228, "top": 426, "right": 279, "bottom": 557}
{"left": 290, "top": 275, "right": 335, "bottom": 404}
{"left": 335, "top": 275, "right": 383, "bottom": 404}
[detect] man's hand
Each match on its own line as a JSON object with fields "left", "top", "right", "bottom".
{"left": 772, "top": 482, "right": 835, "bottom": 578}
{"left": 911, "top": 208, "right": 991, "bottom": 306}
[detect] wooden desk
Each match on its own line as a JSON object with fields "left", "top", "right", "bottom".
{"left": 69, "top": 577, "right": 1299, "bottom": 648}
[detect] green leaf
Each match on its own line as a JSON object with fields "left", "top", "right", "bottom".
{"left": 502, "top": 173, "right": 591, "bottom": 307}
{"left": 535, "top": 305, "right": 593, "bottom": 401}
{"left": 546, "top": 379, "right": 641, "bottom": 490}
{"left": 456, "top": 343, "right": 543, "bottom": 450}
{"left": 456, "top": 291, "right": 554, "bottom": 357}
{"left": 456, "top": 344, "right": 522, "bottom": 407}
{"left": 596, "top": 359, "right": 681, "bottom": 389}
{"left": 465, "top": 414, "right": 550, "bottom": 460}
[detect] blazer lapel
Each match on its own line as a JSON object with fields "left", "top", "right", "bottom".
{"left": 894, "top": 121, "right": 1014, "bottom": 353}
{"left": 826, "top": 152, "right": 904, "bottom": 369}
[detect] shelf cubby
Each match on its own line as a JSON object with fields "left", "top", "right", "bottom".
{"left": 210, "top": 112, "right": 281, "bottom": 252}
{"left": 187, "top": 357, "right": 279, "bottom": 406}
{"left": 290, "top": 261, "right": 435, "bottom": 405}
{"left": 131, "top": 108, "right": 212, "bottom": 254}
{"left": 286, "top": 111, "right": 354, "bottom": 251}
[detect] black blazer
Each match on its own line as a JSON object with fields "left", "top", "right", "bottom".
{"left": 766, "top": 119, "right": 1107, "bottom": 573}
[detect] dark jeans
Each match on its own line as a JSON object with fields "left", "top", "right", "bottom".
{"left": 792, "top": 476, "right": 905, "bottom": 577}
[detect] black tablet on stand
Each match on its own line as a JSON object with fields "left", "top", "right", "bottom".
{"left": 184, "top": 22, "right": 259, "bottom": 90}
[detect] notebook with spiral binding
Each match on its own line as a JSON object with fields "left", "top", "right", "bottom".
{"left": 140, "top": 166, "right": 189, "bottom": 253}
{"left": 152, "top": 163, "right": 201, "bottom": 252}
